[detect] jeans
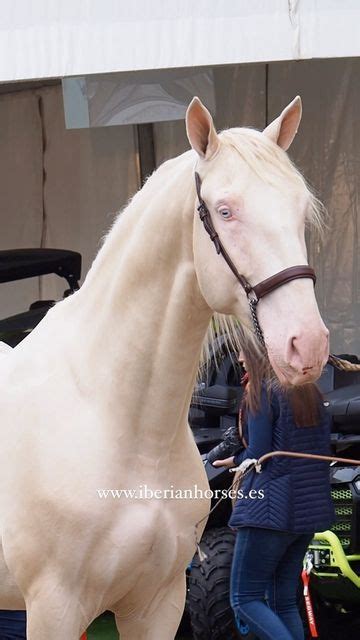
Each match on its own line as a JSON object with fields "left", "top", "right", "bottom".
{"left": 0, "top": 611, "right": 26, "bottom": 640}
{"left": 230, "top": 527, "right": 313, "bottom": 640}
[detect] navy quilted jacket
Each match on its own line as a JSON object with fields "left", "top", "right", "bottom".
{"left": 228, "top": 385, "right": 336, "bottom": 534}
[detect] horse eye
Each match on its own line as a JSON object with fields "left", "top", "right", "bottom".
{"left": 220, "top": 209, "right": 232, "bottom": 220}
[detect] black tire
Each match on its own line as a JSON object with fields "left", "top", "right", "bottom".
{"left": 187, "top": 527, "right": 257, "bottom": 640}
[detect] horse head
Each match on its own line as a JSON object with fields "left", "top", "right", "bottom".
{"left": 186, "top": 97, "right": 329, "bottom": 387}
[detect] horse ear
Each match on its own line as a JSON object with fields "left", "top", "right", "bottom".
{"left": 263, "top": 96, "right": 302, "bottom": 151}
{"left": 186, "top": 97, "right": 220, "bottom": 159}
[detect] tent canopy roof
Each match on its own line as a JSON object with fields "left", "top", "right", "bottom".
{"left": 0, "top": 1, "right": 359, "bottom": 83}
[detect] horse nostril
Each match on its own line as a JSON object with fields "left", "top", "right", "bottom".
{"left": 287, "top": 329, "right": 329, "bottom": 370}
{"left": 289, "top": 335, "right": 299, "bottom": 357}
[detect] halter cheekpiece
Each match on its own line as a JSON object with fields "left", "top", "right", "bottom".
{"left": 194, "top": 171, "right": 316, "bottom": 346}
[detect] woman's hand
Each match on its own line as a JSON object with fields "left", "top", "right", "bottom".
{"left": 212, "top": 456, "right": 236, "bottom": 469}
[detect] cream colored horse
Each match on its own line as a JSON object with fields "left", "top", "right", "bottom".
{"left": 0, "top": 97, "right": 329, "bottom": 639}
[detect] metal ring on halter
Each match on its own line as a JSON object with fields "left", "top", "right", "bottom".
{"left": 247, "top": 289, "right": 259, "bottom": 305}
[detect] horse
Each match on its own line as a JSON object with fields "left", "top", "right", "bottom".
{"left": 0, "top": 96, "right": 329, "bottom": 639}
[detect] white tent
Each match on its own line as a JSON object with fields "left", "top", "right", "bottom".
{"left": 0, "top": 1, "right": 359, "bottom": 354}
{"left": 1, "top": 1, "right": 359, "bottom": 82}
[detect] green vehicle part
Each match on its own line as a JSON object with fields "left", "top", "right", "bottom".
{"left": 309, "top": 530, "right": 360, "bottom": 586}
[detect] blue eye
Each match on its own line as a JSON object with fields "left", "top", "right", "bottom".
{"left": 220, "top": 209, "right": 232, "bottom": 219}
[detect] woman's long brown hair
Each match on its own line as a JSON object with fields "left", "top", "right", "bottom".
{"left": 240, "top": 343, "right": 324, "bottom": 427}
{"left": 286, "top": 384, "right": 324, "bottom": 427}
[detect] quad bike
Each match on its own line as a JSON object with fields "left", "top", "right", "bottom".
{"left": 186, "top": 343, "right": 360, "bottom": 640}
{"left": 0, "top": 248, "right": 81, "bottom": 346}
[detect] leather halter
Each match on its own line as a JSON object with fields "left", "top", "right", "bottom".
{"left": 194, "top": 172, "right": 316, "bottom": 346}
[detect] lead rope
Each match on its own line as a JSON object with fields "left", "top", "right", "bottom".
{"left": 193, "top": 450, "right": 360, "bottom": 561}
{"left": 194, "top": 460, "right": 256, "bottom": 561}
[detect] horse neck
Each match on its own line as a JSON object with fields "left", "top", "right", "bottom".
{"left": 69, "top": 153, "right": 211, "bottom": 453}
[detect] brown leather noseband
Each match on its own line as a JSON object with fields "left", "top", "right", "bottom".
{"left": 194, "top": 172, "right": 316, "bottom": 347}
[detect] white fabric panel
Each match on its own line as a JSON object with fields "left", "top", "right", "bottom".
{"left": 0, "top": 91, "right": 43, "bottom": 318}
{"left": 154, "top": 64, "right": 266, "bottom": 166}
{"left": 268, "top": 59, "right": 360, "bottom": 355}
{"left": 1, "top": 1, "right": 360, "bottom": 82}
{"left": 39, "top": 85, "right": 139, "bottom": 302}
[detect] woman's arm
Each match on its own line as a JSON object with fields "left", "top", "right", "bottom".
{"left": 232, "top": 388, "right": 275, "bottom": 466}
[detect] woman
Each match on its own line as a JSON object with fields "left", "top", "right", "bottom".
{"left": 212, "top": 353, "right": 335, "bottom": 640}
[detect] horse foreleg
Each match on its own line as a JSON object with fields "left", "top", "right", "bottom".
{"left": 25, "top": 589, "right": 89, "bottom": 640}
{"left": 114, "top": 572, "right": 186, "bottom": 640}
